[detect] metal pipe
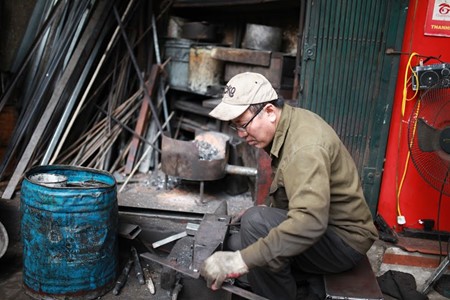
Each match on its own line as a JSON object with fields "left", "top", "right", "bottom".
{"left": 225, "top": 164, "right": 258, "bottom": 176}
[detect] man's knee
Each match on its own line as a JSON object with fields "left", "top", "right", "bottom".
{"left": 241, "top": 206, "right": 267, "bottom": 231}
{"left": 240, "top": 206, "right": 287, "bottom": 246}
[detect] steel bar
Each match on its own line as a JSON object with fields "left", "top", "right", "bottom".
{"left": 50, "top": 0, "right": 137, "bottom": 164}
{"left": 41, "top": 14, "right": 107, "bottom": 165}
{"left": 54, "top": 85, "right": 140, "bottom": 159}
{"left": 0, "top": 0, "right": 81, "bottom": 179}
{"left": 95, "top": 104, "right": 161, "bottom": 151}
{"left": 124, "top": 64, "right": 160, "bottom": 174}
{"left": 119, "top": 111, "right": 174, "bottom": 193}
{"left": 2, "top": 0, "right": 113, "bottom": 199}
{"left": 152, "top": 13, "right": 171, "bottom": 135}
{"left": 112, "top": 6, "right": 162, "bottom": 132}
{"left": 139, "top": 80, "right": 171, "bottom": 173}
{"left": 1, "top": 1, "right": 94, "bottom": 176}
{"left": 73, "top": 99, "right": 140, "bottom": 166}
{"left": 110, "top": 141, "right": 132, "bottom": 173}
{"left": 0, "top": 0, "right": 64, "bottom": 113}
{"left": 152, "top": 231, "right": 188, "bottom": 249}
{"left": 55, "top": 97, "right": 141, "bottom": 164}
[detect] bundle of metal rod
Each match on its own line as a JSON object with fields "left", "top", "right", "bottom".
{"left": 0, "top": 0, "right": 174, "bottom": 199}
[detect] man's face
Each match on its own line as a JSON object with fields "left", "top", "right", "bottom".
{"left": 231, "top": 105, "right": 276, "bottom": 149}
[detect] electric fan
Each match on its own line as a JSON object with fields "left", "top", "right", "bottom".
{"left": 408, "top": 78, "right": 450, "bottom": 296}
{"left": 408, "top": 78, "right": 450, "bottom": 196}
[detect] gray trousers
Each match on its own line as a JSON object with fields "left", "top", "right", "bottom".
{"left": 227, "top": 206, "right": 365, "bottom": 300}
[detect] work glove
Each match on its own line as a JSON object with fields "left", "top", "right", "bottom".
{"left": 200, "top": 250, "right": 249, "bottom": 290}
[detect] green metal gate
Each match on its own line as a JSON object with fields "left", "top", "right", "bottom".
{"left": 298, "top": 0, "right": 408, "bottom": 215}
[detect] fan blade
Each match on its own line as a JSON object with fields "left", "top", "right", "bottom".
{"left": 417, "top": 118, "right": 441, "bottom": 152}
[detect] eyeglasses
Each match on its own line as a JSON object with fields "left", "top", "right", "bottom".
{"left": 229, "top": 105, "right": 265, "bottom": 132}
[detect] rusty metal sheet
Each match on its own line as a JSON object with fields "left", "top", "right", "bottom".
{"left": 324, "top": 256, "right": 383, "bottom": 300}
{"left": 211, "top": 47, "right": 271, "bottom": 67}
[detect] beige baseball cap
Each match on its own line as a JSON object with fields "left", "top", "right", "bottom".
{"left": 209, "top": 72, "right": 278, "bottom": 121}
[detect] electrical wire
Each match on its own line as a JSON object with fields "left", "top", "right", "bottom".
{"left": 395, "top": 52, "right": 420, "bottom": 219}
{"left": 402, "top": 52, "right": 420, "bottom": 116}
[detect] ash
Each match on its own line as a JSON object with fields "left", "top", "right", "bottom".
{"left": 192, "top": 140, "right": 220, "bottom": 160}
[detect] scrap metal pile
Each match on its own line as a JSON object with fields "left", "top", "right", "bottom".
{"left": 0, "top": 0, "right": 176, "bottom": 199}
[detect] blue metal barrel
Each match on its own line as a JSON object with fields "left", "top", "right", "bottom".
{"left": 21, "top": 165, "right": 118, "bottom": 299}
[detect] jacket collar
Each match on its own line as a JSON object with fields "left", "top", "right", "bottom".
{"left": 269, "top": 104, "right": 293, "bottom": 158}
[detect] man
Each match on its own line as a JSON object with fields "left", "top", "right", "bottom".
{"left": 200, "top": 72, "right": 379, "bottom": 300}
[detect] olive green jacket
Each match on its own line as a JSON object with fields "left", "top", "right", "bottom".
{"left": 240, "top": 105, "right": 378, "bottom": 270}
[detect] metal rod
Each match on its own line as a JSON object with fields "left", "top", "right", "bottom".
{"left": 225, "top": 164, "right": 258, "bottom": 176}
{"left": 152, "top": 13, "right": 171, "bottom": 135}
{"left": 119, "top": 112, "right": 174, "bottom": 193}
{"left": 113, "top": 5, "right": 162, "bottom": 132}
{"left": 95, "top": 104, "right": 161, "bottom": 152}
{"left": 41, "top": 15, "right": 107, "bottom": 165}
{"left": 0, "top": 0, "right": 86, "bottom": 178}
{"left": 2, "top": 0, "right": 112, "bottom": 199}
{"left": 152, "top": 231, "right": 187, "bottom": 249}
{"left": 0, "top": 0, "right": 64, "bottom": 113}
{"left": 50, "top": 0, "right": 137, "bottom": 164}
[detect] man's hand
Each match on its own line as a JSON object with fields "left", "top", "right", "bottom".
{"left": 200, "top": 251, "right": 249, "bottom": 290}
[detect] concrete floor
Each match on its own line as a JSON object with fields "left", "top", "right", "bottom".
{"left": 1, "top": 179, "right": 449, "bottom": 300}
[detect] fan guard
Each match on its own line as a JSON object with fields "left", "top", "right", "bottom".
{"left": 407, "top": 79, "right": 450, "bottom": 196}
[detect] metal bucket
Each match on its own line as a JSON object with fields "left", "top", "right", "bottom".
{"left": 164, "top": 38, "right": 193, "bottom": 89}
{"left": 21, "top": 165, "right": 118, "bottom": 299}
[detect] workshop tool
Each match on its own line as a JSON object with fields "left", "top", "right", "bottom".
{"left": 113, "top": 245, "right": 153, "bottom": 295}
{"left": 143, "top": 267, "right": 155, "bottom": 294}
{"left": 113, "top": 256, "right": 134, "bottom": 295}
{"left": 131, "top": 246, "right": 145, "bottom": 285}
{"left": 171, "top": 278, "right": 183, "bottom": 300}
{"left": 141, "top": 213, "right": 268, "bottom": 300}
